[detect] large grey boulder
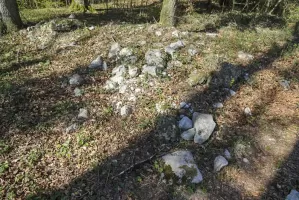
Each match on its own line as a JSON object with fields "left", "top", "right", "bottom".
{"left": 192, "top": 113, "right": 216, "bottom": 144}
{"left": 162, "top": 150, "right": 203, "bottom": 183}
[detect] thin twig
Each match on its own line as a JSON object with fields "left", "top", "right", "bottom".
{"left": 112, "top": 154, "right": 157, "bottom": 179}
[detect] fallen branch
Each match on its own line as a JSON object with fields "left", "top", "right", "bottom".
{"left": 112, "top": 154, "right": 156, "bottom": 179}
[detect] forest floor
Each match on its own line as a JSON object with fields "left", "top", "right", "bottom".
{"left": 0, "top": 2, "right": 299, "bottom": 200}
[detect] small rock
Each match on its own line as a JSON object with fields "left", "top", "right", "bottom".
{"left": 179, "top": 116, "right": 193, "bottom": 130}
{"left": 165, "top": 46, "right": 176, "bottom": 56}
{"left": 120, "top": 105, "right": 132, "bottom": 117}
{"left": 69, "top": 74, "right": 83, "bottom": 86}
{"left": 238, "top": 51, "right": 254, "bottom": 61}
{"left": 135, "top": 88, "right": 141, "bottom": 93}
{"left": 128, "top": 94, "right": 137, "bottom": 102}
{"left": 213, "top": 102, "right": 223, "bottom": 108}
{"left": 181, "top": 31, "right": 189, "bottom": 36}
{"left": 214, "top": 155, "right": 228, "bottom": 172}
{"left": 187, "top": 70, "right": 207, "bottom": 86}
{"left": 74, "top": 88, "right": 82, "bottom": 97}
{"left": 155, "top": 30, "right": 162, "bottom": 36}
{"left": 145, "top": 49, "right": 164, "bottom": 68}
{"left": 128, "top": 66, "right": 138, "bottom": 77}
{"left": 88, "top": 56, "right": 103, "bottom": 69}
{"left": 243, "top": 158, "right": 249, "bottom": 163}
{"left": 244, "top": 107, "right": 252, "bottom": 116}
{"left": 172, "top": 30, "right": 179, "bottom": 37}
{"left": 110, "top": 74, "right": 124, "bottom": 85}
{"left": 119, "top": 48, "right": 133, "bottom": 57}
{"left": 68, "top": 14, "right": 75, "bottom": 19}
{"left": 193, "top": 113, "right": 216, "bottom": 144}
{"left": 78, "top": 108, "right": 88, "bottom": 119}
{"left": 108, "top": 42, "right": 121, "bottom": 59}
{"left": 224, "top": 149, "right": 232, "bottom": 160}
{"left": 279, "top": 80, "right": 290, "bottom": 90}
{"left": 88, "top": 26, "right": 95, "bottom": 31}
{"left": 116, "top": 101, "right": 122, "bottom": 110}
{"left": 181, "top": 128, "right": 196, "bottom": 140}
{"left": 180, "top": 102, "right": 191, "bottom": 109}
{"left": 102, "top": 61, "right": 108, "bottom": 71}
{"left": 167, "top": 60, "right": 183, "bottom": 68}
{"left": 112, "top": 65, "right": 126, "bottom": 76}
{"left": 112, "top": 65, "right": 127, "bottom": 76}
{"left": 156, "top": 101, "right": 168, "bottom": 114}
{"left": 229, "top": 89, "right": 236, "bottom": 96}
{"left": 142, "top": 65, "right": 159, "bottom": 76}
{"left": 162, "top": 150, "right": 203, "bottom": 183}
{"left": 104, "top": 80, "right": 117, "bottom": 90}
{"left": 169, "top": 40, "right": 184, "bottom": 49}
{"left": 188, "top": 48, "right": 198, "bottom": 56}
{"left": 119, "top": 84, "right": 127, "bottom": 94}
{"left": 124, "top": 55, "right": 138, "bottom": 64}
{"left": 286, "top": 190, "right": 299, "bottom": 200}
{"left": 139, "top": 40, "right": 146, "bottom": 46}
{"left": 206, "top": 32, "right": 218, "bottom": 38}
{"left": 66, "top": 124, "right": 77, "bottom": 134}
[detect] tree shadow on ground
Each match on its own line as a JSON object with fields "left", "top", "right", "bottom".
{"left": 191, "top": 0, "right": 287, "bottom": 32}
{"left": 19, "top": 18, "right": 299, "bottom": 200}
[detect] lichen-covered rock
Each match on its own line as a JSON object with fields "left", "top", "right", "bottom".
{"left": 162, "top": 150, "right": 203, "bottom": 183}
{"left": 157, "top": 116, "right": 179, "bottom": 141}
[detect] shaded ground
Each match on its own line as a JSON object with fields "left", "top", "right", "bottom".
{"left": 0, "top": 4, "right": 299, "bottom": 200}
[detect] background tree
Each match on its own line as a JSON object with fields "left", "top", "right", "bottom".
{"left": 0, "top": 0, "right": 22, "bottom": 34}
{"left": 160, "top": 0, "right": 177, "bottom": 26}
{"left": 70, "top": 0, "right": 91, "bottom": 12}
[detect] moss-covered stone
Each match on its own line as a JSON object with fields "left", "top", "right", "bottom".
{"left": 187, "top": 70, "right": 209, "bottom": 86}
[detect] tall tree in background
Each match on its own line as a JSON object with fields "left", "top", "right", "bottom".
{"left": 70, "top": 0, "right": 91, "bottom": 12}
{"left": 0, "top": 0, "right": 23, "bottom": 34}
{"left": 160, "top": 0, "right": 177, "bottom": 26}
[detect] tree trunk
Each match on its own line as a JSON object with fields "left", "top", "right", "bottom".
{"left": 74, "top": 0, "right": 90, "bottom": 9}
{"left": 0, "top": 0, "right": 22, "bottom": 34}
{"left": 160, "top": 0, "right": 177, "bottom": 27}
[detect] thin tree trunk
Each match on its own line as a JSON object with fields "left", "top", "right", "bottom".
{"left": 160, "top": 0, "right": 177, "bottom": 27}
{"left": 0, "top": 0, "right": 22, "bottom": 33}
